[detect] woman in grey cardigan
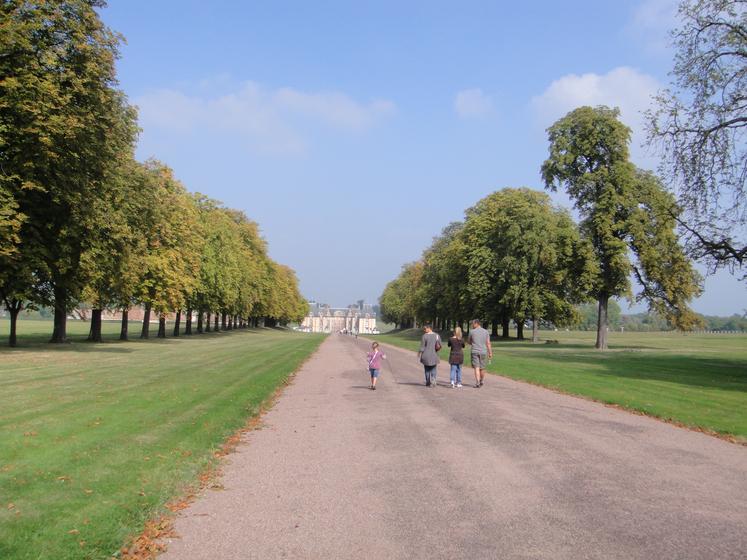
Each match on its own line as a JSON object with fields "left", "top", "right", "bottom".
{"left": 418, "top": 324, "right": 441, "bottom": 387}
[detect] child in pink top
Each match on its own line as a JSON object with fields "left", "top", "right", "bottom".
{"left": 366, "top": 341, "right": 386, "bottom": 390}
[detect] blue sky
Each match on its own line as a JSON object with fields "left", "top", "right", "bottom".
{"left": 102, "top": 0, "right": 744, "bottom": 315}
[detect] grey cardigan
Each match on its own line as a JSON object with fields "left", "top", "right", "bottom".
{"left": 419, "top": 332, "right": 441, "bottom": 367}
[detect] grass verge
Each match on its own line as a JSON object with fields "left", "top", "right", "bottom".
{"left": 0, "top": 320, "right": 325, "bottom": 560}
{"left": 373, "top": 329, "right": 747, "bottom": 442}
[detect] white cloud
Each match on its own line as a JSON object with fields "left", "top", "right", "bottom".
{"left": 628, "top": 0, "right": 679, "bottom": 53}
{"left": 531, "top": 66, "right": 661, "bottom": 163}
{"left": 454, "top": 88, "right": 494, "bottom": 118}
{"left": 136, "top": 81, "right": 395, "bottom": 155}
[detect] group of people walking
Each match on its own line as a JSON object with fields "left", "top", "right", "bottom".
{"left": 418, "top": 319, "right": 493, "bottom": 388}
{"left": 364, "top": 319, "right": 494, "bottom": 390}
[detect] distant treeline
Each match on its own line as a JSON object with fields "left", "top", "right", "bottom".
{"left": 575, "top": 303, "right": 747, "bottom": 332}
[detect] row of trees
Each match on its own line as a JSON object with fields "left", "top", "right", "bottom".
{"left": 0, "top": 1, "right": 306, "bottom": 347}
{"left": 380, "top": 106, "right": 702, "bottom": 349}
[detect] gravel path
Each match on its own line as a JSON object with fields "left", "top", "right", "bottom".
{"left": 161, "top": 334, "right": 747, "bottom": 560}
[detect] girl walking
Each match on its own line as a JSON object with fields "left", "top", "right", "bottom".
{"left": 367, "top": 341, "right": 386, "bottom": 390}
{"left": 448, "top": 327, "right": 465, "bottom": 388}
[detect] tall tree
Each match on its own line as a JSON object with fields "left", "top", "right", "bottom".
{"left": 0, "top": 0, "right": 138, "bottom": 342}
{"left": 134, "top": 161, "right": 202, "bottom": 339}
{"left": 379, "top": 262, "right": 423, "bottom": 329}
{"left": 463, "top": 188, "right": 596, "bottom": 343}
{"left": 80, "top": 158, "right": 147, "bottom": 342}
{"left": 0, "top": 186, "right": 30, "bottom": 346}
{"left": 646, "top": 0, "right": 747, "bottom": 276}
{"left": 542, "top": 106, "right": 701, "bottom": 349}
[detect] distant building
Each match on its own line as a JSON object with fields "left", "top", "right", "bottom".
{"left": 301, "top": 301, "right": 377, "bottom": 334}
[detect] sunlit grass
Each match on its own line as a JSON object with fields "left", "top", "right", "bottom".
{"left": 375, "top": 329, "right": 747, "bottom": 440}
{"left": 0, "top": 320, "right": 325, "bottom": 560}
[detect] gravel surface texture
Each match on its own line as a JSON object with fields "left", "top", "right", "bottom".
{"left": 161, "top": 334, "right": 747, "bottom": 560}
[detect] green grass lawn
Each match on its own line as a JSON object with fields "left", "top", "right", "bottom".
{"left": 374, "top": 329, "right": 747, "bottom": 441}
{"left": 0, "top": 320, "right": 325, "bottom": 560}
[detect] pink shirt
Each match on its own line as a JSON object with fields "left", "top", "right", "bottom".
{"left": 367, "top": 349, "right": 385, "bottom": 369}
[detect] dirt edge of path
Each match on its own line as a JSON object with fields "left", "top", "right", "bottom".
{"left": 375, "top": 339, "right": 747, "bottom": 448}
{"left": 117, "top": 338, "right": 328, "bottom": 560}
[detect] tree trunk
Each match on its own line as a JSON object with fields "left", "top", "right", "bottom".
{"left": 516, "top": 318, "right": 525, "bottom": 340}
{"left": 501, "top": 311, "right": 510, "bottom": 339}
{"left": 491, "top": 318, "right": 498, "bottom": 337}
{"left": 214, "top": 314, "right": 219, "bottom": 331}
{"left": 88, "top": 308, "right": 103, "bottom": 342}
{"left": 141, "top": 303, "right": 152, "bottom": 339}
{"left": 7, "top": 301, "right": 21, "bottom": 347}
{"left": 50, "top": 285, "right": 68, "bottom": 343}
{"left": 221, "top": 312, "right": 227, "bottom": 330}
{"left": 120, "top": 308, "right": 129, "bottom": 340}
{"left": 596, "top": 293, "right": 609, "bottom": 350}
{"left": 227, "top": 314, "right": 233, "bottom": 330}
{"left": 532, "top": 315, "right": 539, "bottom": 343}
{"left": 205, "top": 311, "right": 211, "bottom": 332}
{"left": 185, "top": 308, "right": 193, "bottom": 335}
{"left": 197, "top": 309, "right": 204, "bottom": 333}
{"left": 173, "top": 310, "right": 181, "bottom": 337}
{"left": 157, "top": 314, "right": 166, "bottom": 338}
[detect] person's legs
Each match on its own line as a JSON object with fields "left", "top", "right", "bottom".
{"left": 456, "top": 364, "right": 462, "bottom": 386}
{"left": 450, "top": 364, "right": 457, "bottom": 386}
{"left": 372, "top": 369, "right": 379, "bottom": 389}
{"left": 424, "top": 365, "right": 430, "bottom": 386}
{"left": 429, "top": 365, "right": 437, "bottom": 387}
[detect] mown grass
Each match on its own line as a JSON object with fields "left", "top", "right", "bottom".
{"left": 374, "top": 329, "right": 747, "bottom": 441}
{"left": 0, "top": 320, "right": 325, "bottom": 560}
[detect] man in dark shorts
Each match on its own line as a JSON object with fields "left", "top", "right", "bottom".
{"left": 467, "top": 319, "right": 492, "bottom": 388}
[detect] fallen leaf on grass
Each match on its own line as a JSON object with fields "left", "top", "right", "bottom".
{"left": 83, "top": 489, "right": 93, "bottom": 495}
{"left": 23, "top": 431, "right": 37, "bottom": 437}
{"left": 68, "top": 529, "right": 79, "bottom": 535}
{"left": 57, "top": 476, "right": 71, "bottom": 482}
{"left": 7, "top": 503, "right": 15, "bottom": 510}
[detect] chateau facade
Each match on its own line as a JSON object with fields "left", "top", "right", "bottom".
{"left": 301, "top": 302, "right": 377, "bottom": 334}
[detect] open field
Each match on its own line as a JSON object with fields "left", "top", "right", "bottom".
{"left": 0, "top": 320, "right": 325, "bottom": 560}
{"left": 373, "top": 329, "right": 747, "bottom": 441}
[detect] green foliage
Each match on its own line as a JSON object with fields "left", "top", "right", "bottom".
{"left": 0, "top": 0, "right": 139, "bottom": 340}
{"left": 542, "top": 106, "right": 701, "bottom": 347}
{"left": 0, "top": 2, "right": 306, "bottom": 344}
{"left": 575, "top": 301, "right": 622, "bottom": 330}
{"left": 380, "top": 189, "right": 595, "bottom": 335}
{"left": 379, "top": 261, "right": 423, "bottom": 328}
{"left": 134, "top": 161, "right": 203, "bottom": 315}
{"left": 462, "top": 188, "right": 595, "bottom": 329}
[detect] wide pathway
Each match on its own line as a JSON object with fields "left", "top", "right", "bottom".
{"left": 162, "top": 334, "right": 747, "bottom": 560}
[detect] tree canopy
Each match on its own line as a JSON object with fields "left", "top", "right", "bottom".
{"left": 542, "top": 106, "right": 701, "bottom": 348}
{"left": 0, "top": 1, "right": 307, "bottom": 346}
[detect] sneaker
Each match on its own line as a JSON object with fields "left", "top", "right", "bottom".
{"left": 479, "top": 380, "right": 484, "bottom": 387}
{"left": 457, "top": 383, "right": 462, "bottom": 388}
{"left": 450, "top": 382, "right": 455, "bottom": 388}
{"left": 475, "top": 383, "right": 480, "bottom": 388}
{"left": 372, "top": 385, "right": 376, "bottom": 390}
